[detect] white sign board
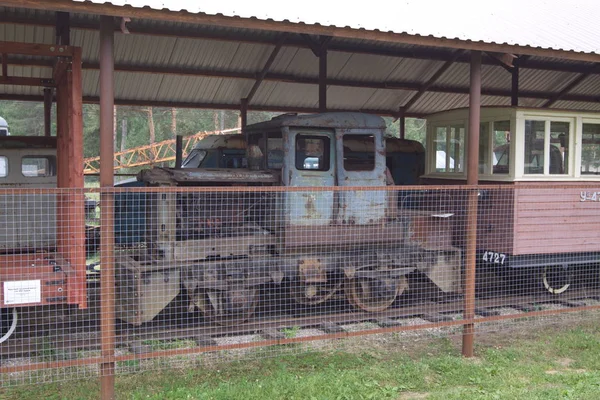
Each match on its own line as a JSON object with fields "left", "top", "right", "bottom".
{"left": 3, "top": 280, "right": 41, "bottom": 305}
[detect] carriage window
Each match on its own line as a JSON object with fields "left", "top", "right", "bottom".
{"left": 524, "top": 121, "right": 546, "bottom": 174}
{"left": 434, "top": 125, "right": 464, "bottom": 173}
{"left": 295, "top": 135, "right": 330, "bottom": 171}
{"left": 550, "top": 122, "right": 569, "bottom": 175}
{"left": 581, "top": 123, "right": 600, "bottom": 175}
{"left": 479, "top": 123, "right": 490, "bottom": 174}
{"left": 343, "top": 134, "right": 375, "bottom": 171}
{"left": 524, "top": 120, "right": 569, "bottom": 175}
{"left": 492, "top": 120, "right": 510, "bottom": 174}
{"left": 22, "top": 156, "right": 56, "bottom": 177}
{"left": 0, "top": 156, "right": 7, "bottom": 177}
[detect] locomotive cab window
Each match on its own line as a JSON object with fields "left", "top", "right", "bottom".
{"left": 21, "top": 156, "right": 56, "bottom": 177}
{"left": 295, "top": 135, "right": 330, "bottom": 171}
{"left": 0, "top": 156, "right": 7, "bottom": 177}
{"left": 342, "top": 134, "right": 375, "bottom": 171}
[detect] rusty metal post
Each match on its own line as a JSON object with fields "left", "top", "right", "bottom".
{"left": 399, "top": 115, "right": 406, "bottom": 140}
{"left": 240, "top": 98, "right": 248, "bottom": 130}
{"left": 319, "top": 48, "right": 327, "bottom": 113}
{"left": 99, "top": 15, "right": 116, "bottom": 400}
{"left": 175, "top": 135, "right": 183, "bottom": 169}
{"left": 462, "top": 50, "right": 481, "bottom": 358}
{"left": 43, "top": 88, "right": 52, "bottom": 136}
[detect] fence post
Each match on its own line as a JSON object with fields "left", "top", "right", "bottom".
{"left": 462, "top": 50, "right": 481, "bottom": 357}
{"left": 99, "top": 15, "right": 116, "bottom": 400}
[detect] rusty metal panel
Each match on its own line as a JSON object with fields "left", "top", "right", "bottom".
{"left": 283, "top": 129, "right": 335, "bottom": 226}
{"left": 335, "top": 130, "right": 387, "bottom": 225}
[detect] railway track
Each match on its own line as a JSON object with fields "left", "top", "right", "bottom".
{"left": 3, "top": 285, "right": 599, "bottom": 360}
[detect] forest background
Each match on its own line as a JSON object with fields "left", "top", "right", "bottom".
{"left": 0, "top": 100, "right": 426, "bottom": 177}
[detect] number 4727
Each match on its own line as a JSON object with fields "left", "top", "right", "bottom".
{"left": 482, "top": 251, "right": 506, "bottom": 265}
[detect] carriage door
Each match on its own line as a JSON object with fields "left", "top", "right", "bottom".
{"left": 283, "top": 129, "right": 335, "bottom": 226}
{"left": 335, "top": 130, "right": 387, "bottom": 224}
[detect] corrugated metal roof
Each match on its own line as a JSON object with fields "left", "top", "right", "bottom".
{"left": 1, "top": 4, "right": 600, "bottom": 117}
{"left": 74, "top": 0, "right": 600, "bottom": 55}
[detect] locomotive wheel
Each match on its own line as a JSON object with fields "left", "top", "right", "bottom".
{"left": 289, "top": 278, "right": 343, "bottom": 306}
{"left": 194, "top": 287, "right": 258, "bottom": 325}
{"left": 542, "top": 265, "right": 572, "bottom": 295}
{"left": 345, "top": 276, "right": 408, "bottom": 312}
{"left": 0, "top": 308, "right": 18, "bottom": 344}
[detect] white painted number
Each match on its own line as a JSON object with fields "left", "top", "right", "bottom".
{"left": 482, "top": 251, "right": 506, "bottom": 265}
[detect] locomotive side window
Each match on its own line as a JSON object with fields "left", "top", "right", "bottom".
{"left": 581, "top": 123, "right": 600, "bottom": 175}
{"left": 295, "top": 135, "right": 330, "bottom": 171}
{"left": 343, "top": 134, "right": 375, "bottom": 171}
{"left": 21, "top": 156, "right": 56, "bottom": 177}
{"left": 0, "top": 156, "right": 7, "bottom": 177}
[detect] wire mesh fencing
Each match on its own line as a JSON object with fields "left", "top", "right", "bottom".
{"left": 1, "top": 184, "right": 599, "bottom": 386}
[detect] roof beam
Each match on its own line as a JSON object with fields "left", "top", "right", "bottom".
{"left": 244, "top": 35, "right": 287, "bottom": 103}
{"left": 2, "top": 13, "right": 600, "bottom": 74}
{"left": 4, "top": 56, "right": 600, "bottom": 104}
{"left": 542, "top": 64, "right": 600, "bottom": 107}
{"left": 0, "top": 93, "right": 421, "bottom": 117}
{"left": 401, "top": 49, "right": 464, "bottom": 112}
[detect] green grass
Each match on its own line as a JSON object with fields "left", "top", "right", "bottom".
{"left": 3, "top": 321, "right": 600, "bottom": 399}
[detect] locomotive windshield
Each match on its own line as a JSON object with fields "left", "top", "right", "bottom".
{"left": 295, "top": 135, "right": 330, "bottom": 171}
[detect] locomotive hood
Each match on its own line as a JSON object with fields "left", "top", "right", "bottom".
{"left": 138, "top": 167, "right": 280, "bottom": 186}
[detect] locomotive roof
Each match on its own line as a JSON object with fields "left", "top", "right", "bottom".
{"left": 191, "top": 133, "right": 246, "bottom": 150}
{"left": 244, "top": 112, "right": 387, "bottom": 133}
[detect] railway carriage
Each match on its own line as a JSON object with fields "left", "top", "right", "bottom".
{"left": 420, "top": 106, "right": 600, "bottom": 293}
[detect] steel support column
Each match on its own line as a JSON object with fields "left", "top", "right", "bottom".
{"left": 462, "top": 50, "right": 481, "bottom": 358}
{"left": 43, "top": 88, "right": 52, "bottom": 136}
{"left": 511, "top": 61, "right": 519, "bottom": 106}
{"left": 99, "top": 15, "right": 116, "bottom": 400}
{"left": 399, "top": 115, "right": 406, "bottom": 140}
{"left": 240, "top": 98, "right": 248, "bottom": 130}
{"left": 319, "top": 48, "right": 327, "bottom": 113}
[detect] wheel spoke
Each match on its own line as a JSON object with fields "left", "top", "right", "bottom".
{"left": 192, "top": 288, "right": 258, "bottom": 325}
{"left": 290, "top": 279, "right": 343, "bottom": 306}
{"left": 345, "top": 276, "right": 407, "bottom": 312}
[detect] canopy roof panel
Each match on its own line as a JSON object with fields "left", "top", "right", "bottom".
{"left": 0, "top": 3, "right": 599, "bottom": 117}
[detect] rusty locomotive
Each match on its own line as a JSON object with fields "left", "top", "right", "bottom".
{"left": 115, "top": 112, "right": 460, "bottom": 325}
